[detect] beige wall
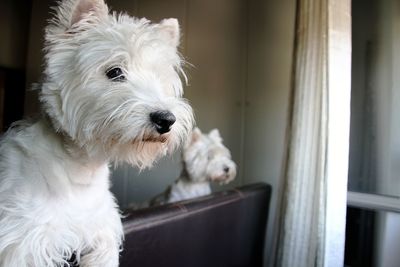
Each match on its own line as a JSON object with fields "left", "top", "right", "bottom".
{"left": 245, "top": 1, "right": 295, "bottom": 265}
{"left": 24, "top": 1, "right": 296, "bottom": 266}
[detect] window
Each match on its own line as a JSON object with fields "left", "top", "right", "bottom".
{"left": 346, "top": 0, "right": 400, "bottom": 266}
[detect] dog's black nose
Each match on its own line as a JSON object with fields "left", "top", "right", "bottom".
{"left": 224, "top": 167, "right": 230, "bottom": 173}
{"left": 150, "top": 111, "right": 176, "bottom": 134}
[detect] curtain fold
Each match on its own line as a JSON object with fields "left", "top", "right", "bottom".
{"left": 276, "top": 0, "right": 351, "bottom": 266}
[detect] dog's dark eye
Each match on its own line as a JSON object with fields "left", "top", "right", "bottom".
{"left": 106, "top": 67, "right": 126, "bottom": 82}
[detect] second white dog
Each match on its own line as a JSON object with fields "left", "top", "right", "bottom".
{"left": 151, "top": 127, "right": 236, "bottom": 205}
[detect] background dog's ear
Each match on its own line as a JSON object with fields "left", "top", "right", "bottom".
{"left": 186, "top": 127, "right": 202, "bottom": 146}
{"left": 158, "top": 18, "right": 180, "bottom": 47}
{"left": 209, "top": 129, "right": 222, "bottom": 143}
{"left": 51, "top": 0, "right": 109, "bottom": 31}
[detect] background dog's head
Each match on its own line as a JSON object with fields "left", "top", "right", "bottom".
{"left": 40, "top": 0, "right": 194, "bottom": 168}
{"left": 183, "top": 127, "right": 237, "bottom": 184}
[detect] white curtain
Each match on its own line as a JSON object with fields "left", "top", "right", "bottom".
{"left": 276, "top": 0, "right": 351, "bottom": 266}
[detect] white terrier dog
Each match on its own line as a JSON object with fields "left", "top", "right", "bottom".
{"left": 0, "top": 0, "right": 193, "bottom": 266}
{"left": 150, "top": 127, "right": 236, "bottom": 206}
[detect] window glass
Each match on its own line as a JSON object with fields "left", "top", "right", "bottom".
{"left": 349, "top": 0, "right": 400, "bottom": 197}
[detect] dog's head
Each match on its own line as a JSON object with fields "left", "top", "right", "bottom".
{"left": 40, "top": 0, "right": 194, "bottom": 168}
{"left": 183, "top": 128, "right": 237, "bottom": 184}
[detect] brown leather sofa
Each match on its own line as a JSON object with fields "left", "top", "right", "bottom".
{"left": 120, "top": 183, "right": 272, "bottom": 267}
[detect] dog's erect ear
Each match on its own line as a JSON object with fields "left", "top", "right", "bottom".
{"left": 158, "top": 18, "right": 180, "bottom": 47}
{"left": 51, "top": 0, "right": 109, "bottom": 30}
{"left": 70, "top": 0, "right": 108, "bottom": 26}
{"left": 209, "top": 129, "right": 222, "bottom": 143}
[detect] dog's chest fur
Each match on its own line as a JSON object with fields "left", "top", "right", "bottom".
{"left": 168, "top": 179, "right": 211, "bottom": 203}
{"left": 0, "top": 119, "right": 122, "bottom": 263}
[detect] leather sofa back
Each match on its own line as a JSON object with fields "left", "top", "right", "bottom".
{"left": 121, "top": 183, "right": 272, "bottom": 267}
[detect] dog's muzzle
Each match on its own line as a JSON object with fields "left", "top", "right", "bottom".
{"left": 150, "top": 110, "right": 176, "bottom": 134}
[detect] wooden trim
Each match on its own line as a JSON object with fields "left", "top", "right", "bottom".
{"left": 324, "top": 0, "right": 352, "bottom": 266}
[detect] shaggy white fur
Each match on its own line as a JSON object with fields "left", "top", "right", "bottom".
{"left": 150, "top": 127, "right": 236, "bottom": 206}
{"left": 0, "top": 0, "right": 193, "bottom": 266}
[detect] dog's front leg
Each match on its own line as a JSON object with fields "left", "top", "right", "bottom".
{"left": 79, "top": 234, "right": 120, "bottom": 267}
